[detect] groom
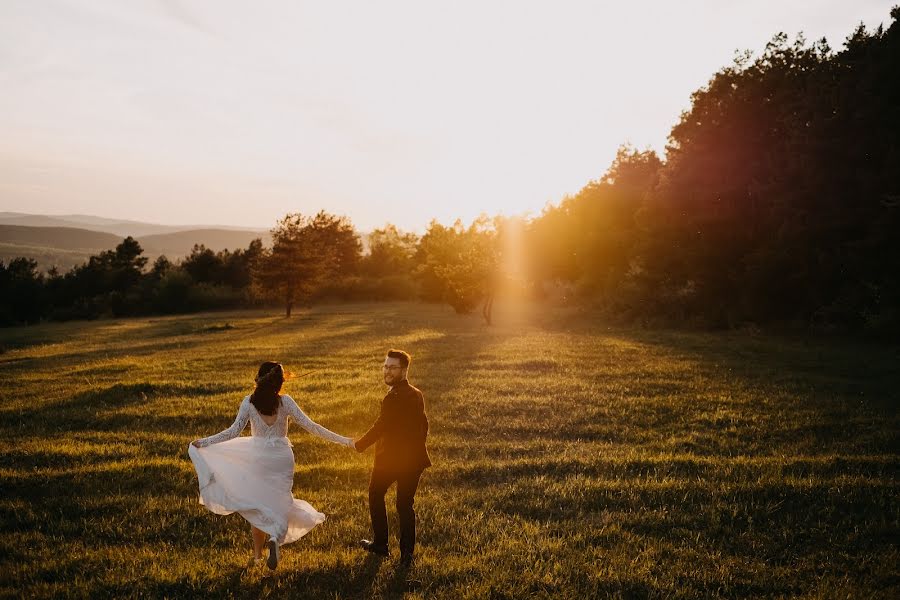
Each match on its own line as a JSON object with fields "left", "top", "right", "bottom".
{"left": 354, "top": 349, "right": 431, "bottom": 566}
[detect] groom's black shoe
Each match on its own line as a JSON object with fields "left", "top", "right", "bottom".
{"left": 359, "top": 539, "right": 389, "bottom": 557}
{"left": 399, "top": 553, "right": 414, "bottom": 568}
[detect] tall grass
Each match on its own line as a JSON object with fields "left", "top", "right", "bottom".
{"left": 1, "top": 303, "right": 897, "bottom": 598}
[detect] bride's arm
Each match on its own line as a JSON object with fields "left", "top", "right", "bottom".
{"left": 282, "top": 395, "right": 352, "bottom": 446}
{"left": 192, "top": 397, "right": 251, "bottom": 447}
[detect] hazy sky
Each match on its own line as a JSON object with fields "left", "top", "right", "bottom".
{"left": 0, "top": 1, "right": 893, "bottom": 231}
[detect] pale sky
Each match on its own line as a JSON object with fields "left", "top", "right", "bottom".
{"left": 0, "top": 1, "right": 893, "bottom": 232}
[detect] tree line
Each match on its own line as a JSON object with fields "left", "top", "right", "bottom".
{"left": 524, "top": 11, "right": 899, "bottom": 333}
{"left": 0, "top": 210, "right": 499, "bottom": 324}
{"left": 2, "top": 9, "right": 897, "bottom": 333}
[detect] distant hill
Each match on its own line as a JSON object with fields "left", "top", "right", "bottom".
{"left": 0, "top": 243, "right": 96, "bottom": 273}
{"left": 0, "top": 225, "right": 122, "bottom": 250}
{"left": 139, "top": 229, "right": 270, "bottom": 257}
{"left": 0, "top": 213, "right": 183, "bottom": 237}
{"left": 0, "top": 224, "right": 270, "bottom": 271}
{"left": 0, "top": 212, "right": 268, "bottom": 238}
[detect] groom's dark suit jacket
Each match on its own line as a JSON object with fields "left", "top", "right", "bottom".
{"left": 356, "top": 379, "right": 431, "bottom": 473}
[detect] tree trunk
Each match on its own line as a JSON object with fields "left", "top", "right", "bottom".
{"left": 482, "top": 293, "right": 494, "bottom": 326}
{"left": 285, "top": 290, "right": 294, "bottom": 317}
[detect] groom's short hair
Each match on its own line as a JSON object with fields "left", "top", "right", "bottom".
{"left": 387, "top": 349, "right": 411, "bottom": 368}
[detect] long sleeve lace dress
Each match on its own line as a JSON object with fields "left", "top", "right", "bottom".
{"left": 188, "top": 394, "right": 352, "bottom": 545}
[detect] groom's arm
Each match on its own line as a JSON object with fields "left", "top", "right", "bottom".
{"left": 354, "top": 400, "right": 387, "bottom": 452}
{"left": 418, "top": 391, "right": 429, "bottom": 438}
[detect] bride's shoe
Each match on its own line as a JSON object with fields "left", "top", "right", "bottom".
{"left": 266, "top": 538, "right": 280, "bottom": 570}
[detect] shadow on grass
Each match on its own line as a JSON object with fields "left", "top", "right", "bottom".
{"left": 433, "top": 454, "right": 900, "bottom": 489}
{"left": 93, "top": 553, "right": 392, "bottom": 599}
{"left": 490, "top": 472, "right": 897, "bottom": 580}
{"left": 613, "top": 328, "right": 900, "bottom": 407}
{"left": 0, "top": 310, "right": 386, "bottom": 380}
{"left": 1, "top": 382, "right": 236, "bottom": 435}
{"left": 0, "top": 339, "right": 195, "bottom": 378}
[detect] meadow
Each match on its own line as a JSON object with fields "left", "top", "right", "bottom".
{"left": 0, "top": 302, "right": 897, "bottom": 599}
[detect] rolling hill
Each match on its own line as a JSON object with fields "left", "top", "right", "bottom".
{"left": 0, "top": 243, "right": 97, "bottom": 273}
{"left": 0, "top": 213, "right": 184, "bottom": 237}
{"left": 0, "top": 212, "right": 268, "bottom": 238}
{"left": 0, "top": 223, "right": 270, "bottom": 271}
{"left": 138, "top": 228, "right": 270, "bottom": 256}
{"left": 0, "top": 225, "right": 122, "bottom": 250}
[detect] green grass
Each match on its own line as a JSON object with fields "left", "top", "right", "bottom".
{"left": 1, "top": 302, "right": 898, "bottom": 599}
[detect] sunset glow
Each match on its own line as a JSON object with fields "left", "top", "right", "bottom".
{"left": 0, "top": 1, "right": 892, "bottom": 230}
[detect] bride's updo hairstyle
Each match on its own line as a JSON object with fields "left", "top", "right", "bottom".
{"left": 251, "top": 361, "right": 286, "bottom": 416}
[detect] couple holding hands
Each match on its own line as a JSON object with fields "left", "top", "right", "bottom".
{"left": 188, "top": 349, "right": 431, "bottom": 570}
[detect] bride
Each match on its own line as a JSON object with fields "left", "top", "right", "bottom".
{"left": 188, "top": 361, "right": 353, "bottom": 570}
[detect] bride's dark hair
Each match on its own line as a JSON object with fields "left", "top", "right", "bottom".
{"left": 251, "top": 361, "right": 285, "bottom": 416}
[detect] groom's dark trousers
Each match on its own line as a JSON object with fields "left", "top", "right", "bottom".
{"left": 356, "top": 378, "right": 431, "bottom": 555}
{"left": 369, "top": 468, "right": 423, "bottom": 555}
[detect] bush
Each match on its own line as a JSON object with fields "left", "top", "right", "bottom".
{"left": 314, "top": 275, "right": 419, "bottom": 302}
{"left": 49, "top": 297, "right": 105, "bottom": 321}
{"left": 153, "top": 270, "right": 194, "bottom": 314}
{"left": 187, "top": 283, "right": 245, "bottom": 311}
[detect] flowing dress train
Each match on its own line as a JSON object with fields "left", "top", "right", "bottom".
{"left": 188, "top": 394, "right": 351, "bottom": 545}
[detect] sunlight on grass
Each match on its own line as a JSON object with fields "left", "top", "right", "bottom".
{"left": 1, "top": 303, "right": 897, "bottom": 598}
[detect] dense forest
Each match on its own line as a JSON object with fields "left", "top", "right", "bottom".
{"left": 2, "top": 9, "right": 898, "bottom": 333}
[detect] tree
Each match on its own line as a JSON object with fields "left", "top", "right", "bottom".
{"left": 47, "top": 236, "right": 149, "bottom": 318}
{"left": 254, "top": 211, "right": 361, "bottom": 317}
{"left": 632, "top": 14, "right": 900, "bottom": 329}
{"left": 150, "top": 255, "right": 174, "bottom": 280}
{"left": 361, "top": 224, "right": 420, "bottom": 277}
{"left": 220, "top": 239, "right": 264, "bottom": 289}
{"left": 0, "top": 258, "right": 45, "bottom": 324}
{"left": 182, "top": 244, "right": 223, "bottom": 284}
{"left": 416, "top": 217, "right": 499, "bottom": 322}
{"left": 525, "top": 145, "right": 661, "bottom": 302}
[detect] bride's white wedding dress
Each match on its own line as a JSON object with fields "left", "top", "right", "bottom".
{"left": 188, "top": 394, "right": 351, "bottom": 545}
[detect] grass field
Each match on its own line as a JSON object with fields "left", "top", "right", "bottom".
{"left": 1, "top": 302, "right": 898, "bottom": 599}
